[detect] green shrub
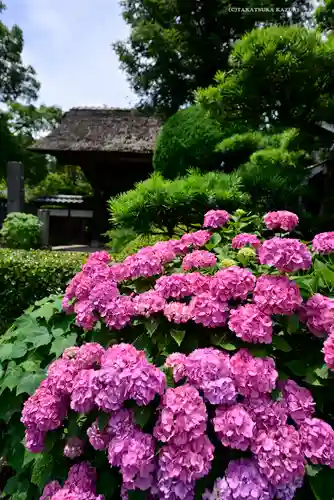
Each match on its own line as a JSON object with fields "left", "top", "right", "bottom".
{"left": 108, "top": 170, "right": 249, "bottom": 236}
{"left": 0, "top": 212, "right": 43, "bottom": 250}
{"left": 0, "top": 249, "right": 87, "bottom": 333}
{"left": 153, "top": 105, "right": 225, "bottom": 179}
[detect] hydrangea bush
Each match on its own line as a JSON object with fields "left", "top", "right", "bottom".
{"left": 11, "top": 210, "right": 334, "bottom": 499}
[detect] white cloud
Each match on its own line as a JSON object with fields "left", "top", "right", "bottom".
{"left": 3, "top": 0, "right": 137, "bottom": 110}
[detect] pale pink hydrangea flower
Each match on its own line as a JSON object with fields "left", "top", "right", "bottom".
{"left": 252, "top": 425, "right": 305, "bottom": 486}
{"left": 155, "top": 274, "right": 192, "bottom": 299}
{"left": 253, "top": 275, "right": 302, "bottom": 315}
{"left": 185, "top": 272, "right": 211, "bottom": 295}
{"left": 204, "top": 209, "right": 230, "bottom": 229}
{"left": 232, "top": 233, "right": 261, "bottom": 249}
{"left": 189, "top": 292, "right": 229, "bottom": 328}
{"left": 64, "top": 437, "right": 84, "bottom": 459}
{"left": 153, "top": 385, "right": 207, "bottom": 445}
{"left": 165, "top": 352, "right": 188, "bottom": 382}
{"left": 279, "top": 379, "right": 315, "bottom": 424}
{"left": 302, "top": 294, "right": 334, "bottom": 337}
{"left": 228, "top": 304, "right": 273, "bottom": 344}
{"left": 299, "top": 418, "right": 334, "bottom": 467}
{"left": 180, "top": 230, "right": 212, "bottom": 248}
{"left": 164, "top": 302, "right": 192, "bottom": 323}
{"left": 323, "top": 330, "right": 334, "bottom": 371}
{"left": 230, "top": 349, "right": 278, "bottom": 397}
{"left": 213, "top": 404, "right": 255, "bottom": 451}
{"left": 74, "top": 300, "right": 96, "bottom": 331}
{"left": 264, "top": 211, "right": 299, "bottom": 232}
{"left": 258, "top": 237, "right": 312, "bottom": 273}
{"left": 312, "top": 232, "right": 334, "bottom": 254}
{"left": 47, "top": 358, "right": 81, "bottom": 395}
{"left": 181, "top": 250, "right": 217, "bottom": 271}
{"left": 133, "top": 290, "right": 166, "bottom": 317}
{"left": 210, "top": 266, "right": 256, "bottom": 301}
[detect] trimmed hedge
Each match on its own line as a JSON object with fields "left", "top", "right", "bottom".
{"left": 0, "top": 249, "right": 87, "bottom": 333}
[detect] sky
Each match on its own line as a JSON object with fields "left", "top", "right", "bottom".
{"left": 2, "top": 0, "right": 137, "bottom": 111}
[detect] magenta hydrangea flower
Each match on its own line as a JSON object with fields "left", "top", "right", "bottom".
{"left": 244, "top": 395, "right": 287, "bottom": 432}
{"left": 64, "top": 437, "right": 84, "bottom": 459}
{"left": 189, "top": 293, "right": 229, "bottom": 328}
{"left": 228, "top": 304, "right": 273, "bottom": 344}
{"left": 165, "top": 352, "right": 188, "bottom": 382}
{"left": 210, "top": 266, "right": 256, "bottom": 301}
{"left": 100, "top": 296, "right": 134, "bottom": 330}
{"left": 151, "top": 240, "right": 178, "bottom": 263}
{"left": 181, "top": 250, "right": 217, "bottom": 271}
{"left": 302, "top": 294, "right": 334, "bottom": 337}
{"left": 164, "top": 302, "right": 192, "bottom": 324}
{"left": 253, "top": 275, "right": 302, "bottom": 315}
{"left": 157, "top": 435, "right": 214, "bottom": 500}
{"left": 214, "top": 404, "right": 255, "bottom": 451}
{"left": 275, "top": 477, "right": 303, "bottom": 500}
{"left": 180, "top": 230, "right": 212, "bottom": 248}
{"left": 279, "top": 379, "right": 315, "bottom": 424}
{"left": 70, "top": 369, "right": 97, "bottom": 413}
{"left": 323, "top": 330, "right": 334, "bottom": 371}
{"left": 204, "top": 209, "right": 230, "bottom": 229}
{"left": 299, "top": 418, "right": 334, "bottom": 467}
{"left": 264, "top": 211, "right": 299, "bottom": 232}
{"left": 74, "top": 300, "right": 96, "bottom": 330}
{"left": 185, "top": 272, "right": 211, "bottom": 295}
{"left": 47, "top": 358, "right": 81, "bottom": 395}
{"left": 232, "top": 233, "right": 261, "bottom": 249}
{"left": 252, "top": 425, "right": 305, "bottom": 486}
{"left": 312, "top": 232, "right": 334, "bottom": 254}
{"left": 155, "top": 274, "right": 192, "bottom": 299}
{"left": 87, "top": 421, "right": 110, "bottom": 451}
{"left": 154, "top": 385, "right": 207, "bottom": 446}
{"left": 133, "top": 290, "right": 166, "bottom": 317}
{"left": 230, "top": 349, "right": 278, "bottom": 397}
{"left": 258, "top": 237, "right": 312, "bottom": 273}
{"left": 64, "top": 461, "right": 98, "bottom": 493}
{"left": 203, "top": 458, "right": 274, "bottom": 500}
{"left": 74, "top": 343, "right": 105, "bottom": 369}
{"left": 40, "top": 481, "right": 62, "bottom": 500}
{"left": 25, "top": 428, "right": 46, "bottom": 453}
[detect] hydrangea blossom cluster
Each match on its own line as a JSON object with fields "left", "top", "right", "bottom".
{"left": 41, "top": 462, "right": 103, "bottom": 500}
{"left": 181, "top": 250, "right": 217, "bottom": 271}
{"left": 264, "top": 211, "right": 299, "bottom": 232}
{"left": 253, "top": 275, "right": 302, "bottom": 315}
{"left": 232, "top": 233, "right": 261, "bottom": 249}
{"left": 301, "top": 294, "right": 334, "bottom": 337}
{"left": 312, "top": 232, "right": 334, "bottom": 254}
{"left": 228, "top": 304, "right": 273, "bottom": 344}
{"left": 203, "top": 209, "right": 230, "bottom": 228}
{"left": 323, "top": 330, "right": 334, "bottom": 371}
{"left": 258, "top": 237, "right": 312, "bottom": 273}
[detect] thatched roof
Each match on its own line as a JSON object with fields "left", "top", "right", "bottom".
{"left": 30, "top": 107, "right": 162, "bottom": 155}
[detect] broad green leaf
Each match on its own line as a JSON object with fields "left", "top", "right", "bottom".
{"left": 51, "top": 328, "right": 67, "bottom": 338}
{"left": 21, "top": 360, "right": 40, "bottom": 372}
{"left": 50, "top": 333, "right": 77, "bottom": 357}
{"left": 0, "top": 390, "right": 23, "bottom": 422}
{"left": 4, "top": 475, "right": 25, "bottom": 495}
{"left": 144, "top": 318, "right": 160, "bottom": 337}
{"left": 11, "top": 342, "right": 28, "bottom": 359}
{"left": 272, "top": 336, "right": 292, "bottom": 352}
{"left": 210, "top": 233, "right": 222, "bottom": 246}
{"left": 1, "top": 362, "right": 23, "bottom": 392}
{"left": 96, "top": 469, "right": 117, "bottom": 499}
{"left": 0, "top": 363, "right": 4, "bottom": 379}
{"left": 23, "top": 450, "right": 37, "bottom": 467}
{"left": 314, "top": 364, "right": 329, "bottom": 380}
{"left": 306, "top": 464, "right": 321, "bottom": 477}
{"left": 170, "top": 329, "right": 185, "bottom": 346}
{"left": 309, "top": 467, "right": 334, "bottom": 500}
{"left": 248, "top": 346, "right": 269, "bottom": 358}
{"left": 7, "top": 440, "right": 25, "bottom": 471}
{"left": 128, "top": 491, "right": 147, "bottom": 500}
{"left": 133, "top": 405, "right": 153, "bottom": 429}
{"left": 16, "top": 372, "right": 46, "bottom": 395}
{"left": 27, "top": 326, "right": 51, "bottom": 349}
{"left": 31, "top": 454, "right": 54, "bottom": 489}
{"left": 98, "top": 412, "right": 110, "bottom": 431}
{"left": 0, "top": 343, "right": 13, "bottom": 360}
{"left": 286, "top": 360, "right": 308, "bottom": 377}
{"left": 31, "top": 302, "right": 57, "bottom": 321}
{"left": 210, "top": 333, "right": 237, "bottom": 351}
{"left": 287, "top": 314, "right": 299, "bottom": 334}
{"left": 219, "top": 342, "right": 237, "bottom": 351}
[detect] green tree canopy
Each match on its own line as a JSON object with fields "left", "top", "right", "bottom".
{"left": 114, "top": 0, "right": 312, "bottom": 116}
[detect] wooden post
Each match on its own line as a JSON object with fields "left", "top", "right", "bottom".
{"left": 38, "top": 209, "right": 50, "bottom": 248}
{"left": 7, "top": 161, "right": 24, "bottom": 213}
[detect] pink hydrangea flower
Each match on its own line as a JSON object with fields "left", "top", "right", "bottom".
{"left": 302, "top": 294, "right": 334, "bottom": 336}
{"left": 214, "top": 404, "right": 255, "bottom": 451}
{"left": 253, "top": 275, "right": 302, "bottom": 315}
{"left": 181, "top": 250, "right": 217, "bottom": 271}
{"left": 323, "top": 330, "right": 334, "bottom": 371}
{"left": 230, "top": 349, "right": 278, "bottom": 397}
{"left": 64, "top": 461, "right": 97, "bottom": 493}
{"left": 40, "top": 481, "right": 62, "bottom": 500}
{"left": 164, "top": 302, "right": 192, "bottom": 324}
{"left": 25, "top": 428, "right": 46, "bottom": 453}
{"left": 100, "top": 296, "right": 134, "bottom": 330}
{"left": 279, "top": 379, "right": 315, "bottom": 424}
{"left": 70, "top": 369, "right": 97, "bottom": 413}
{"left": 47, "top": 358, "right": 81, "bottom": 395}
{"left": 228, "top": 304, "right": 273, "bottom": 344}
{"left": 133, "top": 291, "right": 166, "bottom": 317}
{"left": 203, "top": 458, "right": 274, "bottom": 500}
{"left": 275, "top": 477, "right": 304, "bottom": 500}
{"left": 264, "top": 211, "right": 299, "bottom": 232}
{"left": 122, "top": 249, "right": 163, "bottom": 280}
{"left": 185, "top": 272, "right": 211, "bottom": 295}
{"left": 189, "top": 293, "right": 229, "bottom": 328}
{"left": 87, "top": 421, "right": 110, "bottom": 451}
{"left": 312, "top": 232, "right": 334, "bottom": 254}
{"left": 204, "top": 210, "right": 230, "bottom": 229}
{"left": 74, "top": 343, "right": 105, "bottom": 369}
{"left": 153, "top": 385, "right": 207, "bottom": 445}
{"left": 74, "top": 300, "right": 96, "bottom": 330}
{"left": 299, "top": 418, "right": 334, "bottom": 467}
{"left": 151, "top": 240, "right": 178, "bottom": 263}
{"left": 252, "top": 425, "right": 305, "bottom": 486}
{"left": 180, "top": 230, "right": 212, "bottom": 248}
{"left": 232, "top": 233, "right": 261, "bottom": 249}
{"left": 244, "top": 395, "right": 287, "bottom": 432}
{"left": 64, "top": 437, "right": 84, "bottom": 459}
{"left": 258, "top": 237, "right": 312, "bottom": 273}
{"left": 155, "top": 274, "right": 192, "bottom": 299}
{"left": 210, "top": 266, "right": 256, "bottom": 301}
{"left": 165, "top": 353, "right": 188, "bottom": 382}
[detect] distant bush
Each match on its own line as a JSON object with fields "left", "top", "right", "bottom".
{"left": 0, "top": 212, "right": 43, "bottom": 250}
{"left": 0, "top": 249, "right": 87, "bottom": 333}
{"left": 153, "top": 105, "right": 225, "bottom": 179}
{"left": 108, "top": 170, "right": 249, "bottom": 236}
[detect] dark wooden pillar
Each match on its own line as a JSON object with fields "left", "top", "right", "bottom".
{"left": 7, "top": 161, "right": 24, "bottom": 213}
